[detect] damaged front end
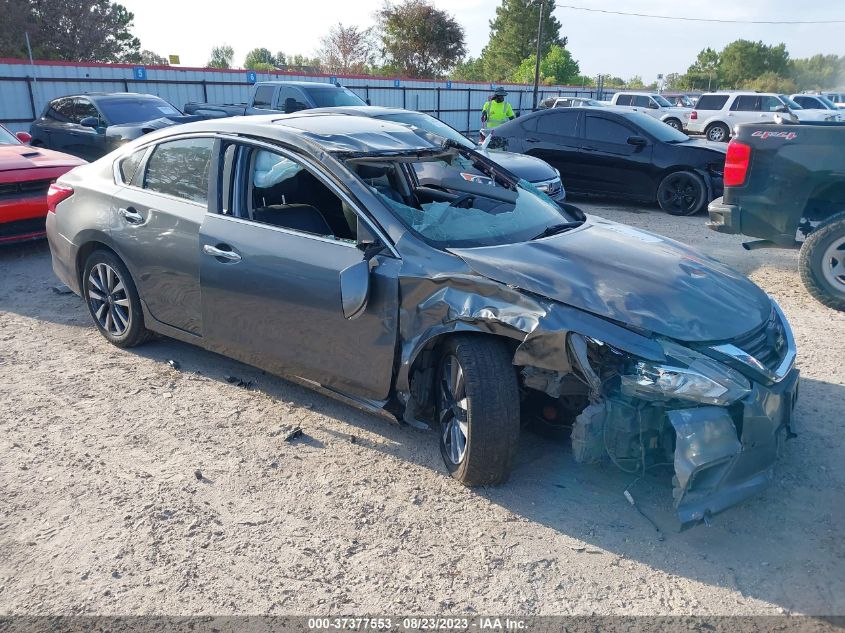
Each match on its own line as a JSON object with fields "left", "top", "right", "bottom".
{"left": 557, "top": 310, "right": 799, "bottom": 529}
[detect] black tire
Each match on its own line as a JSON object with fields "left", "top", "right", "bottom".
{"left": 705, "top": 122, "right": 730, "bottom": 143}
{"left": 657, "top": 170, "right": 708, "bottom": 216}
{"left": 799, "top": 212, "right": 845, "bottom": 311}
{"left": 82, "top": 249, "right": 151, "bottom": 347}
{"left": 664, "top": 118, "right": 683, "bottom": 131}
{"left": 436, "top": 335, "right": 520, "bottom": 486}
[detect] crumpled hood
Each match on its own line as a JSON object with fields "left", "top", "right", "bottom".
{"left": 449, "top": 217, "right": 772, "bottom": 342}
{"left": 0, "top": 144, "right": 84, "bottom": 171}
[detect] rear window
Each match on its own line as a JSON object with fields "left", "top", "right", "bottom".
{"left": 253, "top": 85, "right": 275, "bottom": 109}
{"left": 694, "top": 95, "right": 729, "bottom": 111}
{"left": 615, "top": 94, "right": 633, "bottom": 106}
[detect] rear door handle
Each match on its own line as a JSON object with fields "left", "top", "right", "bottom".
{"left": 119, "top": 207, "right": 144, "bottom": 224}
{"left": 525, "top": 137, "right": 540, "bottom": 143}
{"left": 582, "top": 146, "right": 598, "bottom": 152}
{"left": 203, "top": 244, "right": 242, "bottom": 263}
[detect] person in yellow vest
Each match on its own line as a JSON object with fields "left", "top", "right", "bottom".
{"left": 481, "top": 87, "right": 515, "bottom": 129}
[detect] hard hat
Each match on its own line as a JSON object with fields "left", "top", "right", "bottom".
{"left": 493, "top": 87, "right": 508, "bottom": 97}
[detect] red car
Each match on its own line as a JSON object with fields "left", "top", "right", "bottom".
{"left": 0, "top": 123, "right": 85, "bottom": 244}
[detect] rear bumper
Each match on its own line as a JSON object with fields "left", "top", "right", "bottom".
{"left": 706, "top": 197, "right": 740, "bottom": 234}
{"left": 672, "top": 366, "right": 800, "bottom": 529}
{"left": 45, "top": 211, "right": 80, "bottom": 293}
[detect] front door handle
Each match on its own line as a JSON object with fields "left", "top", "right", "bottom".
{"left": 119, "top": 207, "right": 144, "bottom": 224}
{"left": 203, "top": 244, "right": 242, "bottom": 263}
{"left": 582, "top": 146, "right": 598, "bottom": 152}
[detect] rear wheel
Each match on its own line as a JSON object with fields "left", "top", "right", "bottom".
{"left": 799, "top": 213, "right": 845, "bottom": 311}
{"left": 436, "top": 336, "right": 520, "bottom": 486}
{"left": 664, "top": 118, "right": 683, "bottom": 131}
{"left": 82, "top": 250, "right": 151, "bottom": 347}
{"left": 657, "top": 171, "right": 707, "bottom": 216}
{"left": 705, "top": 122, "right": 730, "bottom": 143}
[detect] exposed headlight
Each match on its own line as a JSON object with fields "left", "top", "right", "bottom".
{"left": 460, "top": 172, "right": 494, "bottom": 186}
{"left": 621, "top": 340, "right": 751, "bottom": 406}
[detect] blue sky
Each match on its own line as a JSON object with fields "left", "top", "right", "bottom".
{"left": 122, "top": 0, "right": 844, "bottom": 81}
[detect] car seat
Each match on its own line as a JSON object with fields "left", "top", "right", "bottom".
{"left": 252, "top": 204, "right": 333, "bottom": 236}
{"left": 356, "top": 164, "right": 403, "bottom": 203}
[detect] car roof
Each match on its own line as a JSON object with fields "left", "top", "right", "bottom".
{"left": 256, "top": 81, "right": 347, "bottom": 89}
{"left": 51, "top": 92, "right": 167, "bottom": 102}
{"left": 304, "top": 106, "right": 415, "bottom": 118}
{"left": 144, "top": 112, "right": 440, "bottom": 155}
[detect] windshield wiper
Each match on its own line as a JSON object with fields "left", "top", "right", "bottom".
{"left": 530, "top": 221, "right": 582, "bottom": 240}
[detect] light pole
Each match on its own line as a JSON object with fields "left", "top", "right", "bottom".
{"left": 531, "top": 0, "right": 545, "bottom": 111}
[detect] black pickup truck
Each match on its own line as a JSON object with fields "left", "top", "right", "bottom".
{"left": 708, "top": 122, "right": 845, "bottom": 311}
{"left": 184, "top": 81, "right": 366, "bottom": 118}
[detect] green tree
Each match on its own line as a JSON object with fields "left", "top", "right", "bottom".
{"left": 244, "top": 47, "right": 277, "bottom": 70}
{"left": 684, "top": 47, "right": 720, "bottom": 90}
{"left": 743, "top": 71, "right": 796, "bottom": 93}
{"left": 318, "top": 23, "right": 374, "bottom": 74}
{"left": 284, "top": 53, "right": 323, "bottom": 72}
{"left": 482, "top": 0, "right": 564, "bottom": 81}
{"left": 137, "top": 50, "right": 167, "bottom": 65}
{"left": 790, "top": 54, "right": 844, "bottom": 90}
{"left": 376, "top": 0, "right": 466, "bottom": 77}
{"left": 510, "top": 44, "right": 579, "bottom": 85}
{"left": 452, "top": 56, "right": 486, "bottom": 81}
{"left": 626, "top": 75, "right": 645, "bottom": 89}
{"left": 718, "top": 39, "right": 789, "bottom": 88}
{"left": 2, "top": 0, "right": 141, "bottom": 62}
{"left": 207, "top": 44, "right": 234, "bottom": 69}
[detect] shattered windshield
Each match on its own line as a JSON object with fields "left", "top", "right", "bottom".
{"left": 348, "top": 148, "right": 581, "bottom": 249}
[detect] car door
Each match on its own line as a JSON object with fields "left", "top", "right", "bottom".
{"left": 578, "top": 112, "right": 654, "bottom": 198}
{"left": 64, "top": 98, "right": 107, "bottom": 161}
{"left": 37, "top": 98, "right": 75, "bottom": 152}
{"left": 109, "top": 136, "right": 213, "bottom": 335}
{"left": 520, "top": 110, "right": 583, "bottom": 189}
{"left": 198, "top": 140, "right": 400, "bottom": 401}
{"left": 728, "top": 95, "right": 768, "bottom": 125}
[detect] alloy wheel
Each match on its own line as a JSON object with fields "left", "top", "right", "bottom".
{"left": 821, "top": 235, "right": 845, "bottom": 291}
{"left": 708, "top": 126, "right": 726, "bottom": 142}
{"left": 660, "top": 174, "right": 700, "bottom": 214}
{"left": 87, "top": 263, "right": 131, "bottom": 337}
{"left": 439, "top": 354, "right": 469, "bottom": 465}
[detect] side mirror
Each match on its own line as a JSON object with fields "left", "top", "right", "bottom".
{"left": 627, "top": 135, "right": 647, "bottom": 147}
{"left": 649, "top": 102, "right": 659, "bottom": 109}
{"left": 339, "top": 259, "right": 371, "bottom": 320}
{"left": 774, "top": 105, "right": 789, "bottom": 114}
{"left": 16, "top": 131, "right": 32, "bottom": 143}
{"left": 79, "top": 116, "right": 99, "bottom": 129}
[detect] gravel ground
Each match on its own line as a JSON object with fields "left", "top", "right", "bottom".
{"left": 1, "top": 199, "right": 843, "bottom": 617}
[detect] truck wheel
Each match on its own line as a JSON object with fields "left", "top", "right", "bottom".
{"left": 436, "top": 336, "right": 520, "bottom": 486}
{"left": 83, "top": 250, "right": 152, "bottom": 347}
{"left": 664, "top": 118, "right": 683, "bottom": 131}
{"left": 657, "top": 171, "right": 707, "bottom": 216}
{"left": 705, "top": 123, "right": 730, "bottom": 143}
{"left": 799, "top": 212, "right": 845, "bottom": 311}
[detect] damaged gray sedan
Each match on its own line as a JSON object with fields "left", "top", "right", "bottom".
{"left": 45, "top": 113, "right": 799, "bottom": 528}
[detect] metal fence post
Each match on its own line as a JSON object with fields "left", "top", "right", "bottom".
{"left": 402, "top": 86, "right": 406, "bottom": 109}
{"left": 466, "top": 88, "right": 472, "bottom": 134}
{"left": 201, "top": 80, "right": 208, "bottom": 102}
{"left": 123, "top": 78, "right": 129, "bottom": 91}
{"left": 436, "top": 87, "right": 441, "bottom": 118}
{"left": 25, "top": 76, "right": 36, "bottom": 119}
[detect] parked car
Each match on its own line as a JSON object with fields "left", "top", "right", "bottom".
{"left": 489, "top": 107, "right": 725, "bottom": 215}
{"left": 687, "top": 92, "right": 839, "bottom": 142}
{"left": 29, "top": 92, "right": 200, "bottom": 161}
{"left": 661, "top": 93, "right": 696, "bottom": 108}
{"left": 184, "top": 81, "right": 366, "bottom": 118}
{"left": 790, "top": 93, "right": 842, "bottom": 112}
{"left": 823, "top": 92, "right": 845, "bottom": 108}
{"left": 709, "top": 121, "right": 845, "bottom": 311}
{"left": 307, "top": 106, "right": 564, "bottom": 201}
{"left": 46, "top": 113, "right": 798, "bottom": 527}
{"left": 0, "top": 123, "right": 85, "bottom": 244}
{"left": 539, "top": 96, "right": 604, "bottom": 109}
{"left": 609, "top": 92, "right": 691, "bottom": 130}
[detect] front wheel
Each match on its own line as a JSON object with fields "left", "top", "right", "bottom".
{"left": 82, "top": 250, "right": 151, "bottom": 347}
{"left": 657, "top": 171, "right": 708, "bottom": 216}
{"left": 436, "top": 336, "right": 520, "bottom": 486}
{"left": 799, "top": 212, "right": 845, "bottom": 311}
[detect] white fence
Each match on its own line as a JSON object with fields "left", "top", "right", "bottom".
{"left": 0, "top": 59, "right": 602, "bottom": 134}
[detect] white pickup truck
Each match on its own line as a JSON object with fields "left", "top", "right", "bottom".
{"left": 609, "top": 92, "right": 691, "bottom": 131}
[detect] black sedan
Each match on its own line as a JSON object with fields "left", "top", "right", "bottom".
{"left": 30, "top": 92, "right": 200, "bottom": 161}
{"left": 490, "top": 107, "right": 726, "bottom": 215}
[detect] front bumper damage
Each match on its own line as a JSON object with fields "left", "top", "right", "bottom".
{"left": 669, "top": 366, "right": 798, "bottom": 528}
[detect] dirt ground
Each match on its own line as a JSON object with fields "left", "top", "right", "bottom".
{"left": 1, "top": 199, "right": 843, "bottom": 617}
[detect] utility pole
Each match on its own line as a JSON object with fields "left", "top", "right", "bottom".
{"left": 531, "top": 0, "right": 545, "bottom": 111}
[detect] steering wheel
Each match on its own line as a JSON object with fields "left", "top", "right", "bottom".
{"left": 448, "top": 194, "right": 476, "bottom": 209}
